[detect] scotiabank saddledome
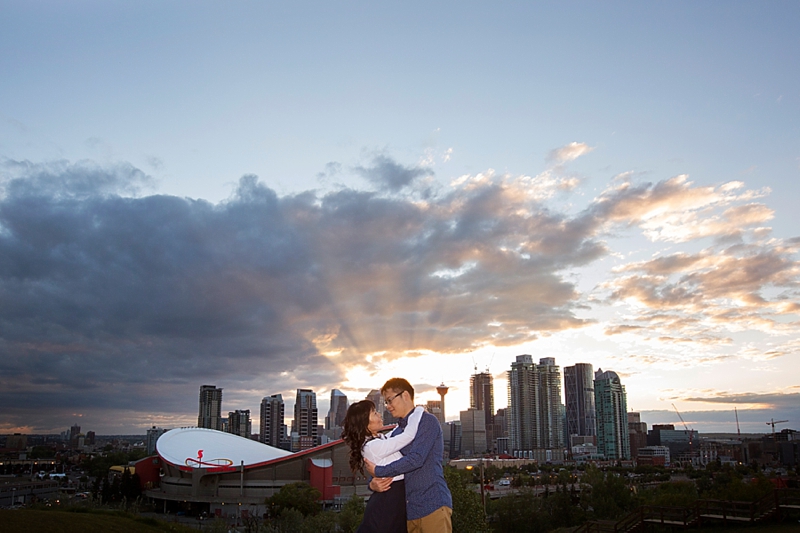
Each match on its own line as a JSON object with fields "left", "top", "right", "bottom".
{"left": 145, "top": 428, "right": 370, "bottom": 518}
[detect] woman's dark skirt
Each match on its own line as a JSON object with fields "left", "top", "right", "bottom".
{"left": 356, "top": 479, "right": 406, "bottom": 533}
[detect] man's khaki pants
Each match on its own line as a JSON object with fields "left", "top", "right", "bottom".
{"left": 407, "top": 506, "right": 452, "bottom": 533}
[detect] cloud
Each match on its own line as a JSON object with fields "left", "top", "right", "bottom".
{"left": 353, "top": 155, "right": 432, "bottom": 192}
{"left": 547, "top": 142, "right": 594, "bottom": 163}
{"left": 0, "top": 159, "right": 611, "bottom": 432}
{"left": 1, "top": 158, "right": 798, "bottom": 434}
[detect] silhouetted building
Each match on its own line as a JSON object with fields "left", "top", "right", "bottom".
{"left": 470, "top": 371, "right": 495, "bottom": 452}
{"left": 460, "top": 408, "right": 487, "bottom": 456}
{"left": 325, "top": 389, "right": 348, "bottom": 430}
{"left": 198, "top": 385, "right": 223, "bottom": 431}
{"left": 564, "top": 363, "right": 597, "bottom": 447}
{"left": 260, "top": 394, "right": 285, "bottom": 447}
{"left": 448, "top": 421, "right": 462, "bottom": 459}
{"left": 293, "top": 389, "right": 318, "bottom": 450}
{"left": 228, "top": 410, "right": 252, "bottom": 438}
{"left": 147, "top": 426, "right": 168, "bottom": 455}
{"left": 627, "top": 412, "right": 648, "bottom": 459}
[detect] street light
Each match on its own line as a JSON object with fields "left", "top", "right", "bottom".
{"left": 465, "top": 460, "right": 486, "bottom": 517}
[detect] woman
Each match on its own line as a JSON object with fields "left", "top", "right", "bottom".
{"left": 342, "top": 400, "right": 423, "bottom": 533}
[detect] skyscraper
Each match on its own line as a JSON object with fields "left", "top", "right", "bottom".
{"left": 293, "top": 389, "right": 318, "bottom": 450}
{"left": 564, "top": 363, "right": 597, "bottom": 446}
{"left": 594, "top": 369, "right": 630, "bottom": 460}
{"left": 228, "top": 409, "right": 252, "bottom": 438}
{"left": 426, "top": 400, "right": 444, "bottom": 425}
{"left": 537, "top": 358, "right": 565, "bottom": 449}
{"left": 260, "top": 394, "right": 285, "bottom": 447}
{"left": 367, "top": 389, "right": 394, "bottom": 425}
{"left": 470, "top": 371, "right": 495, "bottom": 452}
{"left": 508, "top": 354, "right": 539, "bottom": 452}
{"left": 325, "top": 389, "right": 348, "bottom": 429}
{"left": 459, "top": 408, "right": 487, "bottom": 456}
{"left": 508, "top": 355, "right": 566, "bottom": 455}
{"left": 198, "top": 385, "right": 223, "bottom": 431}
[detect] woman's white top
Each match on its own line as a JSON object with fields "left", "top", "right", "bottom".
{"left": 362, "top": 406, "right": 424, "bottom": 482}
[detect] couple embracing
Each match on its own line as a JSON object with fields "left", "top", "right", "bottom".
{"left": 342, "top": 378, "right": 453, "bottom": 533}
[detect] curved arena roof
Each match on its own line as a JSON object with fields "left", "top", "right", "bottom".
{"left": 156, "top": 428, "right": 293, "bottom": 471}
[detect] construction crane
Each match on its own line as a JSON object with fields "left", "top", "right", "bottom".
{"left": 672, "top": 403, "right": 694, "bottom": 454}
{"left": 766, "top": 418, "right": 788, "bottom": 441}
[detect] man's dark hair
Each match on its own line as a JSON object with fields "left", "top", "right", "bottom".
{"left": 381, "top": 377, "right": 414, "bottom": 401}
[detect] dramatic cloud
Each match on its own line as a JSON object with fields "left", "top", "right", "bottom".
{"left": 1, "top": 158, "right": 798, "bottom": 433}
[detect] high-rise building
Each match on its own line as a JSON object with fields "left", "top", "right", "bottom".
{"left": 508, "top": 355, "right": 566, "bottom": 455}
{"left": 147, "top": 426, "right": 168, "bottom": 454}
{"left": 448, "top": 421, "right": 462, "bottom": 459}
{"left": 426, "top": 400, "right": 444, "bottom": 425}
{"left": 628, "top": 412, "right": 648, "bottom": 459}
{"left": 594, "top": 369, "right": 630, "bottom": 460}
{"left": 470, "top": 371, "right": 495, "bottom": 452}
{"left": 367, "top": 389, "right": 394, "bottom": 425}
{"left": 325, "top": 389, "right": 348, "bottom": 429}
{"left": 228, "top": 409, "right": 252, "bottom": 438}
{"left": 293, "top": 389, "right": 318, "bottom": 450}
{"left": 198, "top": 385, "right": 223, "bottom": 431}
{"left": 564, "top": 363, "right": 597, "bottom": 447}
{"left": 538, "top": 358, "right": 565, "bottom": 449}
{"left": 69, "top": 424, "right": 81, "bottom": 446}
{"left": 260, "top": 394, "right": 285, "bottom": 447}
{"left": 460, "top": 408, "right": 487, "bottom": 456}
{"left": 508, "top": 354, "right": 539, "bottom": 453}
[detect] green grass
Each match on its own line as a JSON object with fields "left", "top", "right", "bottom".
{"left": 0, "top": 509, "right": 199, "bottom": 533}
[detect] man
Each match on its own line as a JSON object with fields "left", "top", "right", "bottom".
{"left": 364, "top": 378, "right": 453, "bottom": 532}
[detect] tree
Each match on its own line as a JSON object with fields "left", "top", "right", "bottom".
{"left": 266, "top": 482, "right": 321, "bottom": 518}
{"left": 337, "top": 493, "right": 365, "bottom": 533}
{"left": 444, "top": 467, "right": 490, "bottom": 533}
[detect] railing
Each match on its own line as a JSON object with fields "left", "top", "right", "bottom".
{"left": 575, "top": 488, "right": 800, "bottom": 532}
{"left": 641, "top": 505, "right": 697, "bottom": 526}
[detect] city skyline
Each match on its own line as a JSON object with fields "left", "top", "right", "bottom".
{"left": 1, "top": 3, "right": 799, "bottom": 435}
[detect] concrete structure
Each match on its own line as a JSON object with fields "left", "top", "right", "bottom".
{"left": 594, "top": 369, "right": 630, "bottom": 460}
{"left": 228, "top": 410, "right": 252, "bottom": 438}
{"left": 325, "top": 389, "right": 348, "bottom": 430}
{"left": 198, "top": 385, "right": 223, "bottom": 431}
{"left": 436, "top": 383, "right": 449, "bottom": 423}
{"left": 564, "top": 363, "right": 597, "bottom": 447}
{"left": 293, "top": 389, "right": 318, "bottom": 451}
{"left": 260, "top": 394, "right": 285, "bottom": 448}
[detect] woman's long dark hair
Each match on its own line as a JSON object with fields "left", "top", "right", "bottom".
{"left": 341, "top": 400, "right": 376, "bottom": 474}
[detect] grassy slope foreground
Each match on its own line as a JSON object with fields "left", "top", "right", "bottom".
{"left": 0, "top": 509, "right": 197, "bottom": 533}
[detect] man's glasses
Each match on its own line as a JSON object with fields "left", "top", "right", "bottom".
{"left": 383, "top": 392, "right": 404, "bottom": 406}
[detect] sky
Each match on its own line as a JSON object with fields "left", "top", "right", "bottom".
{"left": 1, "top": 1, "right": 799, "bottom": 436}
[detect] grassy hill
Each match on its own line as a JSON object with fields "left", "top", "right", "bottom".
{"left": 0, "top": 509, "right": 199, "bottom": 533}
